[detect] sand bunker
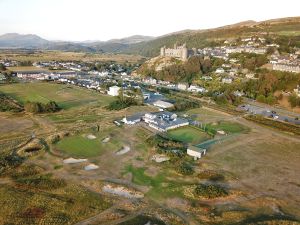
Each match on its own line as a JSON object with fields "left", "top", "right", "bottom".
{"left": 151, "top": 154, "right": 170, "bottom": 163}
{"left": 86, "top": 134, "right": 97, "bottom": 140}
{"left": 116, "top": 146, "right": 130, "bottom": 155}
{"left": 84, "top": 163, "right": 99, "bottom": 171}
{"left": 217, "top": 130, "right": 226, "bottom": 135}
{"left": 102, "top": 184, "right": 144, "bottom": 199}
{"left": 102, "top": 137, "right": 110, "bottom": 143}
{"left": 63, "top": 158, "right": 87, "bottom": 164}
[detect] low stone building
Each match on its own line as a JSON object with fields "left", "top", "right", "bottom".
{"left": 187, "top": 145, "right": 206, "bottom": 160}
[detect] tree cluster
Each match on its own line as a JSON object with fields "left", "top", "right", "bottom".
{"left": 24, "top": 101, "right": 61, "bottom": 114}
{"left": 195, "top": 183, "right": 228, "bottom": 199}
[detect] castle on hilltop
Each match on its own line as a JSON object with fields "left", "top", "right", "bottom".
{"left": 160, "top": 43, "right": 191, "bottom": 61}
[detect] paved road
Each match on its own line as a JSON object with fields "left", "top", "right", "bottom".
{"left": 238, "top": 104, "right": 300, "bottom": 126}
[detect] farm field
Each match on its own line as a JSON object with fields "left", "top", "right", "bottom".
{"left": 7, "top": 66, "right": 49, "bottom": 72}
{"left": 167, "top": 126, "right": 210, "bottom": 144}
{"left": 0, "top": 82, "right": 114, "bottom": 109}
{"left": 0, "top": 50, "right": 144, "bottom": 63}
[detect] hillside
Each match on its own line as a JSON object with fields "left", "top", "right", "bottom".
{"left": 0, "top": 33, "right": 154, "bottom": 53}
{"left": 122, "top": 17, "right": 300, "bottom": 57}
{"left": 0, "top": 33, "right": 49, "bottom": 48}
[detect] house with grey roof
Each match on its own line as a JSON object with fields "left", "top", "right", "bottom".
{"left": 144, "top": 111, "right": 189, "bottom": 132}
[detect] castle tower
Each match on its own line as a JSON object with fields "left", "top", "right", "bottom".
{"left": 182, "top": 43, "right": 188, "bottom": 60}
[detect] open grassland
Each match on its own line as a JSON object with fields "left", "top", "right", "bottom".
{"left": 0, "top": 50, "right": 144, "bottom": 63}
{"left": 203, "top": 129, "right": 300, "bottom": 221}
{"left": 167, "top": 126, "right": 210, "bottom": 144}
{"left": 0, "top": 82, "right": 114, "bottom": 109}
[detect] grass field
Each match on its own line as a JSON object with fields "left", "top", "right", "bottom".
{"left": 0, "top": 82, "right": 114, "bottom": 110}
{"left": 55, "top": 132, "right": 122, "bottom": 158}
{"left": 8, "top": 66, "right": 49, "bottom": 72}
{"left": 167, "top": 126, "right": 210, "bottom": 144}
{"left": 206, "top": 121, "right": 248, "bottom": 134}
{"left": 0, "top": 50, "right": 144, "bottom": 63}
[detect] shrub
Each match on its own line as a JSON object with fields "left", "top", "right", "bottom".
{"left": 177, "top": 162, "right": 194, "bottom": 175}
{"left": 195, "top": 183, "right": 228, "bottom": 198}
{"left": 24, "top": 101, "right": 61, "bottom": 113}
{"left": 15, "top": 173, "right": 66, "bottom": 190}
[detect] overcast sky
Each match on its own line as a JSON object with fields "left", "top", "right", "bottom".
{"left": 0, "top": 0, "right": 299, "bottom": 41}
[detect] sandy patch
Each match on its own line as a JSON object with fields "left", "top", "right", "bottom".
{"left": 63, "top": 158, "right": 87, "bottom": 164}
{"left": 102, "top": 184, "right": 144, "bottom": 199}
{"left": 102, "top": 137, "right": 110, "bottom": 143}
{"left": 116, "top": 146, "right": 130, "bottom": 155}
{"left": 151, "top": 154, "right": 170, "bottom": 163}
{"left": 84, "top": 163, "right": 99, "bottom": 171}
{"left": 86, "top": 134, "right": 97, "bottom": 140}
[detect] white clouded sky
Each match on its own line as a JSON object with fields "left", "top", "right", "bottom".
{"left": 0, "top": 0, "right": 299, "bottom": 41}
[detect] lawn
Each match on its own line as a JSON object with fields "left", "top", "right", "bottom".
{"left": 0, "top": 82, "right": 113, "bottom": 110}
{"left": 167, "top": 126, "right": 210, "bottom": 144}
{"left": 185, "top": 107, "right": 231, "bottom": 123}
{"left": 206, "top": 121, "right": 248, "bottom": 134}
{"left": 55, "top": 133, "right": 121, "bottom": 158}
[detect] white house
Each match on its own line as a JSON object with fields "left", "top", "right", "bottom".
{"left": 222, "top": 77, "right": 233, "bottom": 84}
{"left": 188, "top": 85, "right": 206, "bottom": 93}
{"left": 215, "top": 68, "right": 225, "bottom": 74}
{"left": 122, "top": 114, "right": 142, "bottom": 125}
{"left": 107, "top": 86, "right": 121, "bottom": 96}
{"left": 177, "top": 83, "right": 188, "bottom": 91}
{"left": 144, "top": 111, "right": 189, "bottom": 132}
{"left": 187, "top": 145, "right": 206, "bottom": 160}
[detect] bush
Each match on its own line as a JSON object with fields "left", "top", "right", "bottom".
{"left": 256, "top": 94, "right": 266, "bottom": 103}
{"left": 177, "top": 162, "right": 194, "bottom": 175}
{"left": 288, "top": 94, "right": 300, "bottom": 108}
{"left": 172, "top": 99, "right": 200, "bottom": 111}
{"left": 195, "top": 183, "right": 228, "bottom": 199}
{"left": 198, "top": 170, "right": 225, "bottom": 182}
{"left": 24, "top": 101, "right": 61, "bottom": 113}
{"left": 106, "top": 97, "right": 140, "bottom": 110}
{"left": 15, "top": 173, "right": 66, "bottom": 190}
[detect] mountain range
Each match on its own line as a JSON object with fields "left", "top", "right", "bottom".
{"left": 0, "top": 16, "right": 300, "bottom": 56}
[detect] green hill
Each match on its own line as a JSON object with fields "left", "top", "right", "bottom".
{"left": 122, "top": 17, "right": 300, "bottom": 57}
